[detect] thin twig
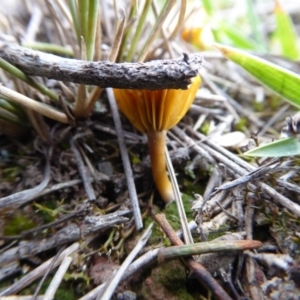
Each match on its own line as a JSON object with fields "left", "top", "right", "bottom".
{"left": 106, "top": 88, "right": 143, "bottom": 230}
{"left": 0, "top": 42, "right": 203, "bottom": 90}
{"left": 158, "top": 240, "right": 262, "bottom": 261}
{"left": 70, "top": 137, "right": 96, "bottom": 201}
{"left": 32, "top": 246, "right": 66, "bottom": 300}
{"left": 0, "top": 211, "right": 129, "bottom": 267}
{"left": 0, "top": 243, "right": 79, "bottom": 296}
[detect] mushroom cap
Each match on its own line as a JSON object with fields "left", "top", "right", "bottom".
{"left": 114, "top": 75, "right": 201, "bottom": 133}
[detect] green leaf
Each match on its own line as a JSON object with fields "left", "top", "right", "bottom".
{"left": 215, "top": 43, "right": 300, "bottom": 108}
{"left": 273, "top": 1, "right": 298, "bottom": 60}
{"left": 244, "top": 137, "right": 300, "bottom": 157}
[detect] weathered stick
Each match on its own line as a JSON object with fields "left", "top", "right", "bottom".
{"left": 0, "top": 42, "right": 203, "bottom": 90}
{"left": 158, "top": 240, "right": 262, "bottom": 261}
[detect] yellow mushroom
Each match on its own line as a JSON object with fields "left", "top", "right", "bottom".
{"left": 114, "top": 75, "right": 201, "bottom": 202}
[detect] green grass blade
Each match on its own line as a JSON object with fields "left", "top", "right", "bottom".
{"left": 78, "top": 0, "right": 89, "bottom": 43}
{"left": 273, "top": 1, "right": 298, "bottom": 60}
{"left": 215, "top": 43, "right": 300, "bottom": 109}
{"left": 0, "top": 98, "right": 26, "bottom": 120}
{"left": 119, "top": 0, "right": 137, "bottom": 62}
{"left": 216, "top": 21, "right": 259, "bottom": 50}
{"left": 86, "top": 0, "right": 99, "bottom": 60}
{"left": 245, "top": 0, "right": 267, "bottom": 51}
{"left": 126, "top": 0, "right": 152, "bottom": 62}
{"left": 201, "top": 0, "right": 214, "bottom": 16}
{"left": 68, "top": 0, "right": 81, "bottom": 44}
{"left": 137, "top": 0, "right": 176, "bottom": 62}
{"left": 244, "top": 138, "right": 300, "bottom": 157}
{"left": 0, "top": 58, "right": 59, "bottom": 102}
{"left": 23, "top": 42, "right": 74, "bottom": 56}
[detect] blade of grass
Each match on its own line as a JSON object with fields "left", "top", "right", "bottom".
{"left": 74, "top": 36, "right": 88, "bottom": 119}
{"left": 168, "top": 0, "right": 186, "bottom": 40}
{"left": 245, "top": 0, "right": 267, "bottom": 51}
{"left": 23, "top": 42, "right": 74, "bottom": 56}
{"left": 138, "top": 0, "right": 176, "bottom": 62}
{"left": 216, "top": 21, "right": 259, "bottom": 50}
{"left": 25, "top": 108, "right": 52, "bottom": 143}
{"left": 166, "top": 147, "right": 193, "bottom": 245}
{"left": 119, "top": 0, "right": 138, "bottom": 62}
{"left": 68, "top": 0, "right": 81, "bottom": 43}
{"left": 0, "top": 106, "right": 24, "bottom": 124}
{"left": 244, "top": 137, "right": 300, "bottom": 157}
{"left": 0, "top": 98, "right": 26, "bottom": 119}
{"left": 108, "top": 9, "right": 126, "bottom": 62}
{"left": 215, "top": 43, "right": 300, "bottom": 108}
{"left": 126, "top": 0, "right": 152, "bottom": 62}
{"left": 201, "top": 0, "right": 214, "bottom": 16}
{"left": 273, "top": 0, "right": 298, "bottom": 60}
{"left": 0, "top": 85, "right": 68, "bottom": 124}
{"left": 94, "top": 7, "right": 102, "bottom": 61}
{"left": 78, "top": 0, "right": 89, "bottom": 43}
{"left": 82, "top": 8, "right": 126, "bottom": 118}
{"left": 86, "top": 0, "right": 99, "bottom": 60}
{"left": 0, "top": 58, "right": 59, "bottom": 102}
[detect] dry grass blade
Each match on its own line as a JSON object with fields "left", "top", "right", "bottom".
{"left": 43, "top": 256, "right": 73, "bottom": 300}
{"left": 108, "top": 8, "right": 126, "bottom": 62}
{"left": 106, "top": 88, "right": 143, "bottom": 230}
{"left": 70, "top": 137, "right": 96, "bottom": 201}
{"left": 0, "top": 85, "right": 68, "bottom": 123}
{"left": 168, "top": 0, "right": 187, "bottom": 40}
{"left": 138, "top": 0, "right": 176, "bottom": 62}
{"left": 165, "top": 147, "right": 193, "bottom": 244}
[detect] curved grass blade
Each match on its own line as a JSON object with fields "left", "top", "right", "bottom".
{"left": 215, "top": 43, "right": 300, "bottom": 109}
{"left": 273, "top": 0, "right": 298, "bottom": 60}
{"left": 215, "top": 22, "right": 259, "bottom": 50}
{"left": 244, "top": 137, "right": 300, "bottom": 157}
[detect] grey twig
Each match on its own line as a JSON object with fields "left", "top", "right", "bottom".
{"left": 70, "top": 137, "right": 96, "bottom": 201}
{"left": 0, "top": 42, "right": 203, "bottom": 90}
{"left": 107, "top": 88, "right": 143, "bottom": 230}
{"left": 0, "top": 210, "right": 130, "bottom": 267}
{"left": 0, "top": 243, "right": 79, "bottom": 296}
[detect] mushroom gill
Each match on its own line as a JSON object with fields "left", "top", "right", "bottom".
{"left": 114, "top": 75, "right": 201, "bottom": 202}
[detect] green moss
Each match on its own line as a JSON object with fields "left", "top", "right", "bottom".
{"left": 138, "top": 260, "right": 197, "bottom": 299}
{"left": 235, "top": 117, "right": 248, "bottom": 131}
{"left": 20, "top": 277, "right": 80, "bottom": 299}
{"left": 4, "top": 213, "right": 36, "bottom": 235}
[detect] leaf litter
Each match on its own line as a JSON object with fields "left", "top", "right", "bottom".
{"left": 0, "top": 1, "right": 300, "bottom": 299}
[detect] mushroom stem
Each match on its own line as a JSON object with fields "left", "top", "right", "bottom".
{"left": 147, "top": 130, "right": 174, "bottom": 203}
